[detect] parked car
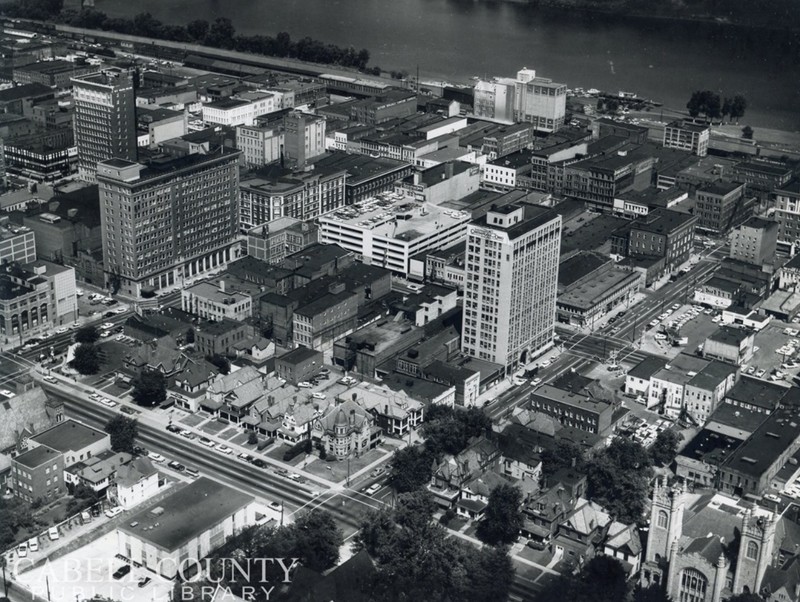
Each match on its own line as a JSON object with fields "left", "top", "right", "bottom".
{"left": 757, "top": 369, "right": 766, "bottom": 378}
{"left": 298, "top": 382, "right": 313, "bottom": 388}
{"left": 366, "top": 483, "right": 382, "bottom": 495}
{"left": 527, "top": 539, "right": 547, "bottom": 551}
{"left": 112, "top": 565, "right": 131, "bottom": 580}
{"left": 17, "top": 543, "right": 28, "bottom": 557}
{"left": 199, "top": 437, "right": 214, "bottom": 447}
{"left": 166, "top": 424, "right": 181, "bottom": 433}
{"left": 48, "top": 527, "right": 59, "bottom": 541}
{"left": 312, "top": 392, "right": 326, "bottom": 400}
{"left": 105, "top": 506, "right": 123, "bottom": 518}
{"left": 138, "top": 576, "right": 152, "bottom": 588}
{"left": 148, "top": 453, "right": 165, "bottom": 463}
{"left": 215, "top": 444, "right": 232, "bottom": 454}
{"left": 168, "top": 461, "right": 185, "bottom": 472}
{"left": 28, "top": 537, "right": 39, "bottom": 552}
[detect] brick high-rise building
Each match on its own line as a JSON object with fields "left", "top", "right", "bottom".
{"left": 97, "top": 145, "right": 242, "bottom": 298}
{"left": 461, "top": 203, "right": 561, "bottom": 374}
{"left": 72, "top": 69, "right": 137, "bottom": 182}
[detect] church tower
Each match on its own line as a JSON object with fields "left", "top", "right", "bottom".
{"left": 732, "top": 509, "right": 776, "bottom": 595}
{"left": 646, "top": 476, "right": 686, "bottom": 565}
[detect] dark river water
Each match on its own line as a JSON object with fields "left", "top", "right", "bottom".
{"left": 97, "top": 0, "right": 800, "bottom": 130}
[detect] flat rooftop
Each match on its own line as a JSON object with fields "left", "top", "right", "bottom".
{"left": 320, "top": 191, "right": 471, "bottom": 242}
{"left": 558, "top": 267, "right": 640, "bottom": 309}
{"left": 725, "top": 376, "right": 789, "bottom": 411}
{"left": 31, "top": 419, "right": 107, "bottom": 452}
{"left": 679, "top": 428, "right": 743, "bottom": 465}
{"left": 531, "top": 384, "right": 611, "bottom": 413}
{"left": 14, "top": 445, "right": 61, "bottom": 469}
{"left": 119, "top": 477, "right": 254, "bottom": 552}
{"left": 722, "top": 405, "right": 800, "bottom": 479}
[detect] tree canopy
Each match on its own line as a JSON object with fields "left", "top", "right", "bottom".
{"left": 686, "top": 90, "right": 722, "bottom": 120}
{"left": 104, "top": 414, "right": 138, "bottom": 454}
{"left": 586, "top": 437, "right": 653, "bottom": 524}
{"left": 421, "top": 405, "right": 491, "bottom": 456}
{"left": 70, "top": 343, "right": 101, "bottom": 375}
{"left": 353, "top": 490, "right": 515, "bottom": 602}
{"left": 131, "top": 369, "right": 166, "bottom": 407}
{"left": 537, "top": 555, "right": 630, "bottom": 602}
{"left": 74, "top": 325, "right": 100, "bottom": 345}
{"left": 650, "top": 429, "right": 681, "bottom": 467}
{"left": 476, "top": 484, "right": 523, "bottom": 546}
{"left": 388, "top": 445, "right": 434, "bottom": 493}
{"left": 540, "top": 438, "right": 587, "bottom": 480}
{"left": 206, "top": 354, "right": 231, "bottom": 375}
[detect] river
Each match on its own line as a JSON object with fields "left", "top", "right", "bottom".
{"left": 96, "top": 0, "right": 800, "bottom": 131}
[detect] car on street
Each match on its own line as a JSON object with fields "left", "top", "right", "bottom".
{"left": 166, "top": 424, "right": 181, "bottom": 433}
{"left": 199, "top": 437, "right": 214, "bottom": 447}
{"left": 757, "top": 369, "right": 766, "bottom": 378}
{"left": 148, "top": 453, "right": 165, "bottom": 463}
{"left": 168, "top": 461, "right": 185, "bottom": 472}
{"left": 253, "top": 459, "right": 267, "bottom": 468}
{"left": 114, "top": 307, "right": 127, "bottom": 314}
{"left": 540, "top": 359, "right": 551, "bottom": 368}
{"left": 649, "top": 319, "right": 659, "bottom": 327}
{"left": 105, "top": 506, "right": 123, "bottom": 518}
{"left": 103, "top": 312, "right": 116, "bottom": 319}
{"left": 180, "top": 430, "right": 195, "bottom": 440}
{"left": 43, "top": 375, "right": 57, "bottom": 384}
{"left": 215, "top": 444, "right": 232, "bottom": 454}
{"left": 101, "top": 322, "right": 114, "bottom": 330}
{"left": 298, "top": 381, "right": 313, "bottom": 388}
{"left": 312, "top": 392, "right": 326, "bottom": 400}
{"left": 530, "top": 377, "right": 542, "bottom": 386}
{"left": 55, "top": 327, "right": 68, "bottom": 334}
{"left": 100, "top": 398, "right": 116, "bottom": 407}
{"left": 366, "top": 483, "right": 382, "bottom": 495}
{"left": 100, "top": 330, "right": 112, "bottom": 338}
{"left": 764, "top": 493, "right": 782, "bottom": 504}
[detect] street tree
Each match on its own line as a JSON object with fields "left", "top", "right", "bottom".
{"left": 131, "top": 369, "right": 166, "bottom": 407}
{"left": 476, "top": 484, "right": 524, "bottom": 546}
{"left": 742, "top": 125, "right": 754, "bottom": 140}
{"left": 650, "top": 429, "right": 682, "bottom": 467}
{"left": 729, "top": 94, "right": 748, "bottom": 122}
{"left": 74, "top": 325, "right": 100, "bottom": 345}
{"left": 104, "top": 414, "right": 138, "bottom": 453}
{"left": 395, "top": 489, "right": 436, "bottom": 531}
{"left": 587, "top": 437, "right": 653, "bottom": 524}
{"left": 293, "top": 509, "right": 342, "bottom": 572}
{"left": 388, "top": 446, "right": 433, "bottom": 492}
{"left": 70, "top": 344, "right": 100, "bottom": 375}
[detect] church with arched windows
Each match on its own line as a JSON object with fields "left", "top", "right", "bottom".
{"left": 641, "top": 477, "right": 800, "bottom": 602}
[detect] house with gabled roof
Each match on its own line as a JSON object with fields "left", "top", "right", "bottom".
{"left": 604, "top": 520, "right": 643, "bottom": 576}
{"left": 553, "top": 497, "right": 613, "bottom": 565}
{"left": 428, "top": 436, "right": 500, "bottom": 509}
{"left": 314, "top": 399, "right": 382, "bottom": 460}
{"left": 205, "top": 366, "right": 265, "bottom": 423}
{"left": 110, "top": 456, "right": 158, "bottom": 509}
{"left": 123, "top": 336, "right": 189, "bottom": 378}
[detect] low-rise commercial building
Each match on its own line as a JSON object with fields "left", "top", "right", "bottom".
{"left": 116, "top": 478, "right": 256, "bottom": 579}
{"left": 275, "top": 346, "right": 324, "bottom": 385}
{"left": 528, "top": 384, "right": 614, "bottom": 435}
{"left": 729, "top": 217, "right": 779, "bottom": 266}
{"left": 181, "top": 281, "right": 253, "bottom": 322}
{"left": 625, "top": 208, "right": 698, "bottom": 272}
{"left": 11, "top": 445, "right": 64, "bottom": 503}
{"left": 202, "top": 92, "right": 277, "bottom": 127}
{"left": 695, "top": 182, "right": 751, "bottom": 235}
{"left": 703, "top": 326, "right": 755, "bottom": 366}
{"left": 246, "top": 217, "right": 318, "bottom": 263}
{"left": 662, "top": 120, "right": 709, "bottom": 156}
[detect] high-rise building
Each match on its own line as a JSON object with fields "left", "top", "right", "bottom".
{"left": 72, "top": 69, "right": 137, "bottom": 182}
{"left": 284, "top": 111, "right": 326, "bottom": 168}
{"left": 97, "top": 145, "right": 242, "bottom": 298}
{"left": 461, "top": 203, "right": 561, "bottom": 374}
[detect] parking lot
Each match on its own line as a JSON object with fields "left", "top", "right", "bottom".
{"left": 15, "top": 532, "right": 172, "bottom": 602}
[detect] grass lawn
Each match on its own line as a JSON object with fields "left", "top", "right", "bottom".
{"left": 179, "top": 413, "right": 205, "bottom": 427}
{"left": 200, "top": 419, "right": 228, "bottom": 435}
{"left": 229, "top": 432, "right": 252, "bottom": 446}
{"left": 306, "top": 448, "right": 387, "bottom": 483}
{"left": 447, "top": 516, "right": 468, "bottom": 532}
{"left": 218, "top": 427, "right": 239, "bottom": 441}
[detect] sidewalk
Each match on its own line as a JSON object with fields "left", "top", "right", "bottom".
{"left": 443, "top": 526, "right": 559, "bottom": 576}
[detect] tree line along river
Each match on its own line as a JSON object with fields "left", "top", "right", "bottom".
{"left": 96, "top": 0, "right": 800, "bottom": 130}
